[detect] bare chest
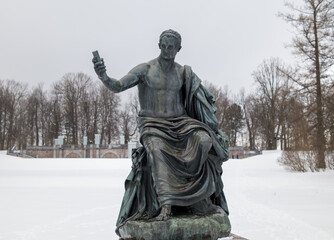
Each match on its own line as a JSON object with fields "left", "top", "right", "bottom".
{"left": 145, "top": 66, "right": 183, "bottom": 91}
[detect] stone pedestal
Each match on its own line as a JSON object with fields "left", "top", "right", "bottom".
{"left": 118, "top": 210, "right": 231, "bottom": 240}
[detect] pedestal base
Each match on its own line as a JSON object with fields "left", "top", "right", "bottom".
{"left": 118, "top": 210, "right": 231, "bottom": 240}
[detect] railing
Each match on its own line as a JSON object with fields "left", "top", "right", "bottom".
{"left": 25, "top": 144, "right": 129, "bottom": 150}
{"left": 7, "top": 149, "right": 36, "bottom": 158}
{"left": 26, "top": 146, "right": 54, "bottom": 150}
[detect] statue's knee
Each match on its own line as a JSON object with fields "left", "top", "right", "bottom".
{"left": 194, "top": 130, "right": 212, "bottom": 145}
{"left": 144, "top": 136, "right": 164, "bottom": 156}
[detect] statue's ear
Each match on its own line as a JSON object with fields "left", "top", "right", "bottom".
{"left": 158, "top": 43, "right": 161, "bottom": 49}
{"left": 178, "top": 46, "right": 182, "bottom": 52}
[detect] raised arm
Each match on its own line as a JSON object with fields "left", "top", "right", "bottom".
{"left": 93, "top": 56, "right": 148, "bottom": 93}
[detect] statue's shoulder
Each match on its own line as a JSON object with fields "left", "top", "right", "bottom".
{"left": 174, "top": 62, "right": 185, "bottom": 76}
{"left": 133, "top": 62, "right": 150, "bottom": 70}
{"left": 147, "top": 58, "right": 158, "bottom": 67}
{"left": 174, "top": 62, "right": 184, "bottom": 70}
{"left": 129, "top": 62, "right": 150, "bottom": 76}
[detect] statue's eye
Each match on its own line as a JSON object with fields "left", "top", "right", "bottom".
{"left": 168, "top": 46, "right": 173, "bottom": 50}
{"left": 161, "top": 44, "right": 166, "bottom": 49}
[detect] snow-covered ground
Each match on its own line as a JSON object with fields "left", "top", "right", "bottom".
{"left": 0, "top": 150, "right": 333, "bottom": 240}
{"left": 224, "top": 151, "right": 334, "bottom": 239}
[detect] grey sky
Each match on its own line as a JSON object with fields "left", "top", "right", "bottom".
{"left": 1, "top": 0, "right": 301, "bottom": 97}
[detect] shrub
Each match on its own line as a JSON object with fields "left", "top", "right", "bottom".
{"left": 278, "top": 151, "right": 318, "bottom": 172}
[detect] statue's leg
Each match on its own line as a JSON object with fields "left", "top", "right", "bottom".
{"left": 187, "top": 130, "right": 213, "bottom": 169}
{"left": 153, "top": 204, "right": 171, "bottom": 221}
{"left": 186, "top": 130, "right": 221, "bottom": 215}
{"left": 143, "top": 136, "right": 173, "bottom": 220}
{"left": 142, "top": 129, "right": 217, "bottom": 219}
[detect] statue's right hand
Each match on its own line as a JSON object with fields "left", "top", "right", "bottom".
{"left": 92, "top": 57, "right": 107, "bottom": 80}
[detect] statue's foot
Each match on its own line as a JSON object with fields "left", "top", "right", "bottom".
{"left": 154, "top": 205, "right": 171, "bottom": 221}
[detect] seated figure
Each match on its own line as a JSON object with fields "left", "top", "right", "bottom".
{"left": 92, "top": 29, "right": 229, "bottom": 236}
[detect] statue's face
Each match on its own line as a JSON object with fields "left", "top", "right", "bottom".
{"left": 159, "top": 36, "right": 180, "bottom": 60}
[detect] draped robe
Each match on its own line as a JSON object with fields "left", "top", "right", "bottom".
{"left": 115, "top": 66, "right": 229, "bottom": 236}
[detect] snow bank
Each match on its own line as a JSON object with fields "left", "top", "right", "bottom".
{"left": 224, "top": 150, "right": 334, "bottom": 239}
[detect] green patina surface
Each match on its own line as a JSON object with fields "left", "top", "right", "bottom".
{"left": 118, "top": 211, "right": 231, "bottom": 240}
{"left": 93, "top": 30, "right": 231, "bottom": 239}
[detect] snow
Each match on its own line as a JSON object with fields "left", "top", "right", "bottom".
{"left": 0, "top": 150, "right": 333, "bottom": 240}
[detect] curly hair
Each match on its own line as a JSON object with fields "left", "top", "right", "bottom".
{"left": 159, "top": 29, "right": 182, "bottom": 48}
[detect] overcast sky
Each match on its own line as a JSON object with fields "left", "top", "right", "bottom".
{"left": 1, "top": 0, "right": 303, "bottom": 99}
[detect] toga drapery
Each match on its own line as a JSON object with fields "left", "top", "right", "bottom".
{"left": 115, "top": 66, "right": 229, "bottom": 235}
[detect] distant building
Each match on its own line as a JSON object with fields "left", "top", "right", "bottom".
{"left": 9, "top": 144, "right": 261, "bottom": 159}
{"left": 8, "top": 143, "right": 138, "bottom": 159}
{"left": 229, "top": 146, "right": 262, "bottom": 159}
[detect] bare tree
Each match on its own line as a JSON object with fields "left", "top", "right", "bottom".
{"left": 120, "top": 107, "right": 132, "bottom": 144}
{"left": 0, "top": 80, "right": 27, "bottom": 150}
{"left": 78, "top": 85, "right": 99, "bottom": 144}
{"left": 129, "top": 93, "right": 141, "bottom": 141}
{"left": 283, "top": 94, "right": 311, "bottom": 150}
{"left": 54, "top": 73, "right": 93, "bottom": 144}
{"left": 280, "top": 0, "right": 334, "bottom": 169}
{"left": 252, "top": 58, "right": 289, "bottom": 150}
{"left": 26, "top": 85, "right": 48, "bottom": 146}
{"left": 203, "top": 81, "right": 231, "bottom": 131}
{"left": 98, "top": 83, "right": 120, "bottom": 144}
{"left": 46, "top": 90, "right": 63, "bottom": 145}
{"left": 324, "top": 85, "right": 334, "bottom": 150}
{"left": 0, "top": 80, "right": 6, "bottom": 149}
{"left": 241, "top": 93, "right": 262, "bottom": 150}
{"left": 224, "top": 103, "right": 244, "bottom": 147}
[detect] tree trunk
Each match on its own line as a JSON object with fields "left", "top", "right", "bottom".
{"left": 313, "top": 9, "right": 326, "bottom": 169}
{"left": 35, "top": 103, "right": 39, "bottom": 146}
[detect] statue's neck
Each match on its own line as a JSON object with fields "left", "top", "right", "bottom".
{"left": 158, "top": 56, "right": 174, "bottom": 72}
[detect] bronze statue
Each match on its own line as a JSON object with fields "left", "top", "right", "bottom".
{"left": 92, "top": 29, "right": 229, "bottom": 237}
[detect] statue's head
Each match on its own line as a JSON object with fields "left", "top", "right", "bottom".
{"left": 159, "top": 29, "right": 182, "bottom": 60}
{"left": 159, "top": 29, "right": 182, "bottom": 49}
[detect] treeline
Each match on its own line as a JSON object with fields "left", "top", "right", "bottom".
{"left": 2, "top": 61, "right": 333, "bottom": 152}
{"left": 203, "top": 54, "right": 333, "bottom": 171}
{"left": 0, "top": 73, "right": 139, "bottom": 150}
{"left": 204, "top": 56, "right": 334, "bottom": 154}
